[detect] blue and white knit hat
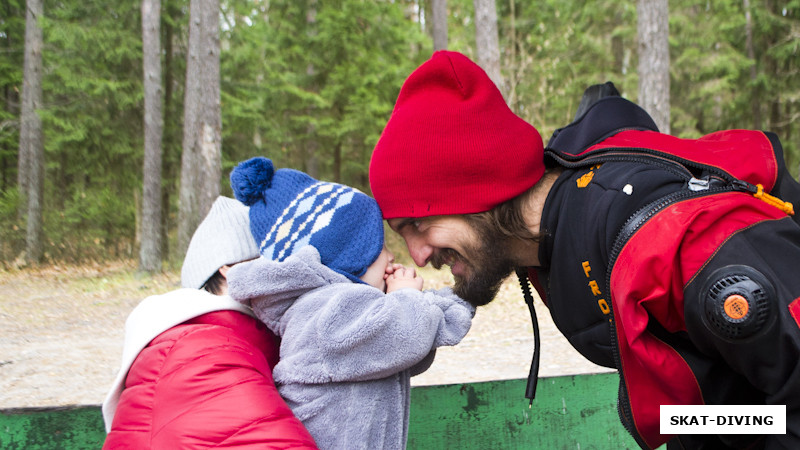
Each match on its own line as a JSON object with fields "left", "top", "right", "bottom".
{"left": 230, "top": 157, "right": 384, "bottom": 283}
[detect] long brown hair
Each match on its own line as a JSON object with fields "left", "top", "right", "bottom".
{"left": 462, "top": 185, "right": 543, "bottom": 243}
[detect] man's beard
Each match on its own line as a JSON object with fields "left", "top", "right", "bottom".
{"left": 431, "top": 226, "right": 517, "bottom": 308}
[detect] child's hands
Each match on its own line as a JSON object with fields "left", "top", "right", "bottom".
{"left": 385, "top": 263, "right": 424, "bottom": 293}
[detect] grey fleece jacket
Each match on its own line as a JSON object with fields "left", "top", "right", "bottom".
{"left": 227, "top": 246, "right": 475, "bottom": 450}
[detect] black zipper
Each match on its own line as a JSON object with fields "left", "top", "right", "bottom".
{"left": 547, "top": 147, "right": 762, "bottom": 446}
{"left": 604, "top": 181, "right": 752, "bottom": 448}
{"left": 547, "top": 146, "right": 760, "bottom": 195}
{"left": 548, "top": 150, "right": 691, "bottom": 180}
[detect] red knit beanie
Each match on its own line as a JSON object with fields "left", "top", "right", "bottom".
{"left": 369, "top": 50, "right": 545, "bottom": 219}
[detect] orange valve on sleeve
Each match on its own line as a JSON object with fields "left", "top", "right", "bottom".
{"left": 723, "top": 294, "right": 749, "bottom": 321}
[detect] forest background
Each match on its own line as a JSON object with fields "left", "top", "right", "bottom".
{"left": 1, "top": 0, "right": 799, "bottom": 270}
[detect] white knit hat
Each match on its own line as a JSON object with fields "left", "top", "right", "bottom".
{"left": 181, "top": 196, "right": 260, "bottom": 289}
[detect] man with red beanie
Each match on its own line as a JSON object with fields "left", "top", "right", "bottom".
{"left": 369, "top": 50, "right": 800, "bottom": 450}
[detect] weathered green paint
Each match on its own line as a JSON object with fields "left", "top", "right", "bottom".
{"left": 408, "top": 373, "right": 642, "bottom": 449}
{"left": 0, "top": 374, "right": 646, "bottom": 449}
{"left": 0, "top": 405, "right": 105, "bottom": 450}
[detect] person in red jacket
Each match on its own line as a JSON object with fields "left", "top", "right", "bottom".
{"left": 102, "top": 196, "right": 317, "bottom": 449}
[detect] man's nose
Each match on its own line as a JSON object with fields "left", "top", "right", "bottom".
{"left": 406, "top": 237, "right": 433, "bottom": 267}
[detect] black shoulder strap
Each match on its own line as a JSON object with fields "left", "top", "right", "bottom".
{"left": 546, "top": 83, "right": 659, "bottom": 158}
{"left": 572, "top": 81, "right": 621, "bottom": 122}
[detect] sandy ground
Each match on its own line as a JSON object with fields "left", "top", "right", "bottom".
{"left": 0, "top": 262, "right": 612, "bottom": 409}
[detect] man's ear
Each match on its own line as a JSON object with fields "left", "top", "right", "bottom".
{"left": 219, "top": 265, "right": 232, "bottom": 278}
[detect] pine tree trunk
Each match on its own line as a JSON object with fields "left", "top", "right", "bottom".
{"left": 178, "top": 0, "right": 222, "bottom": 257}
{"left": 473, "top": 0, "right": 504, "bottom": 97}
{"left": 140, "top": 0, "right": 163, "bottom": 272}
{"left": 161, "top": 0, "right": 178, "bottom": 262}
{"left": 637, "top": 0, "right": 670, "bottom": 134}
{"left": 19, "top": 0, "right": 44, "bottom": 264}
{"left": 432, "top": 0, "right": 448, "bottom": 51}
{"left": 743, "top": 0, "right": 762, "bottom": 130}
{"left": 304, "top": 0, "right": 319, "bottom": 179}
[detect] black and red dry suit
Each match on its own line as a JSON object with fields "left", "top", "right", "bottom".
{"left": 529, "top": 86, "right": 800, "bottom": 449}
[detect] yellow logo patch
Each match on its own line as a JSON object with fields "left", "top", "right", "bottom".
{"left": 576, "top": 164, "right": 602, "bottom": 188}
{"left": 582, "top": 261, "right": 610, "bottom": 315}
{"left": 577, "top": 171, "right": 594, "bottom": 188}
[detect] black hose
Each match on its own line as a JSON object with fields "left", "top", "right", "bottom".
{"left": 516, "top": 268, "right": 540, "bottom": 406}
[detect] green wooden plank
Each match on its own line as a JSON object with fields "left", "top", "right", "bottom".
{"left": 408, "top": 373, "right": 642, "bottom": 449}
{"left": 0, "top": 374, "right": 651, "bottom": 449}
{"left": 0, "top": 405, "right": 105, "bottom": 450}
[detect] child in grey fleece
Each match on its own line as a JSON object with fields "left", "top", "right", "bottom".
{"left": 227, "top": 157, "right": 474, "bottom": 450}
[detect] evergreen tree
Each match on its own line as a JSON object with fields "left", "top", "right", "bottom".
{"left": 19, "top": 0, "right": 44, "bottom": 264}
{"left": 220, "top": 0, "right": 426, "bottom": 192}
{"left": 159, "top": 0, "right": 189, "bottom": 262}
{"left": 1, "top": 0, "right": 25, "bottom": 193}
{"left": 40, "top": 0, "right": 143, "bottom": 261}
{"left": 496, "top": 0, "right": 638, "bottom": 137}
{"left": 140, "top": 0, "right": 164, "bottom": 272}
{"left": 473, "top": 0, "right": 503, "bottom": 96}
{"left": 667, "top": 0, "right": 798, "bottom": 177}
{"left": 1, "top": 0, "right": 798, "bottom": 264}
{"left": 637, "top": 0, "right": 670, "bottom": 133}
{"left": 432, "top": 0, "right": 448, "bottom": 51}
{"left": 178, "top": 0, "right": 221, "bottom": 257}
{"left": 0, "top": 0, "right": 26, "bottom": 260}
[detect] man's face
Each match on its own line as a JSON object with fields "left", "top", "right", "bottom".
{"left": 387, "top": 216, "right": 516, "bottom": 307}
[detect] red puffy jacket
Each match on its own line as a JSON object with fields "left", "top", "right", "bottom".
{"left": 103, "top": 310, "right": 317, "bottom": 449}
